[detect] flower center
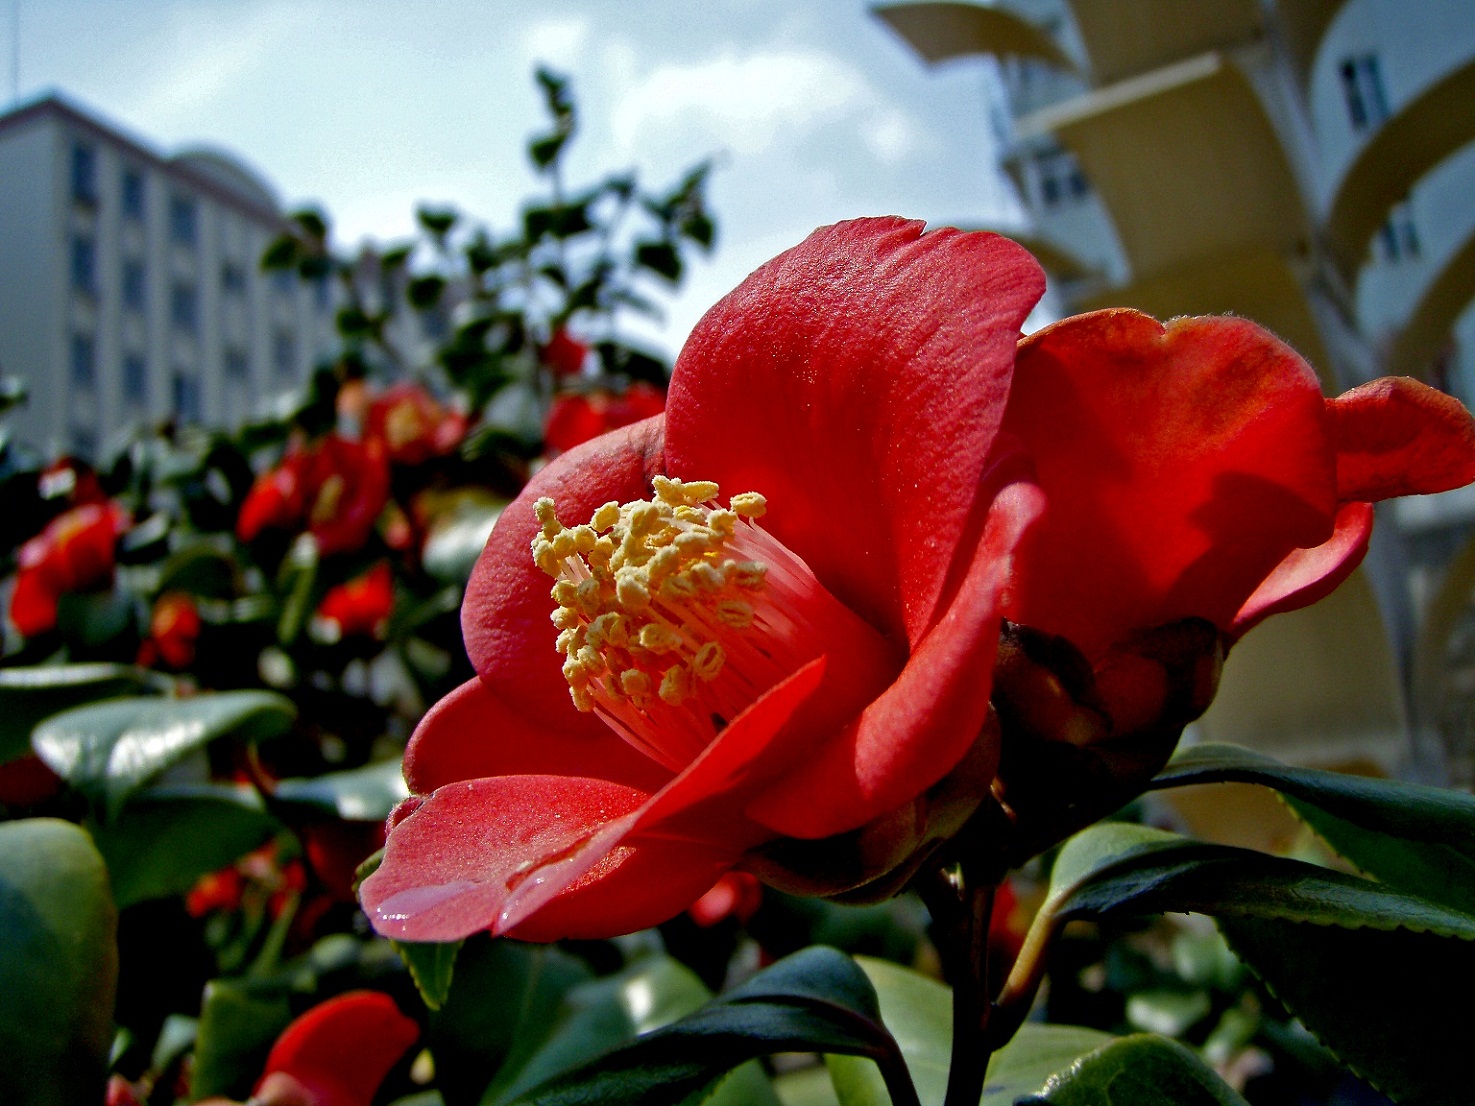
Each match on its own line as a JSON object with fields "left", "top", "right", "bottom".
{"left": 534, "top": 476, "right": 884, "bottom": 770}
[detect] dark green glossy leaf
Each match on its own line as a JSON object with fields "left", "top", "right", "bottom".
{"left": 56, "top": 588, "right": 136, "bottom": 648}
{"left": 635, "top": 240, "right": 682, "bottom": 282}
{"left": 394, "top": 938, "right": 462, "bottom": 1012}
{"left": 275, "top": 537, "right": 318, "bottom": 646}
{"left": 0, "top": 819, "right": 118, "bottom": 1106}
{"left": 409, "top": 275, "right": 447, "bottom": 310}
{"left": 274, "top": 758, "right": 409, "bottom": 821}
{"left": 0, "top": 663, "right": 161, "bottom": 763}
{"left": 91, "top": 784, "right": 279, "bottom": 907}
{"left": 1024, "top": 1034, "right": 1248, "bottom": 1105}
{"left": 1044, "top": 823, "right": 1475, "bottom": 938}
{"left": 828, "top": 957, "right": 1114, "bottom": 1106}
{"left": 32, "top": 691, "right": 296, "bottom": 818}
{"left": 418, "top": 206, "right": 458, "bottom": 238}
{"left": 190, "top": 979, "right": 293, "bottom": 1102}
{"left": 1152, "top": 742, "right": 1475, "bottom": 914}
{"left": 260, "top": 234, "right": 299, "bottom": 270}
{"left": 427, "top": 937, "right": 591, "bottom": 1106}
{"left": 1222, "top": 916, "right": 1475, "bottom": 1106}
{"left": 157, "top": 543, "right": 239, "bottom": 600}
{"left": 505, "top": 947, "right": 909, "bottom": 1106}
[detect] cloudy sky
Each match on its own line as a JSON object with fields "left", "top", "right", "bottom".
{"left": 7, "top": 0, "right": 1022, "bottom": 353}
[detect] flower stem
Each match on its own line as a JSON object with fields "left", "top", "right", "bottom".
{"left": 919, "top": 861, "right": 1000, "bottom": 1106}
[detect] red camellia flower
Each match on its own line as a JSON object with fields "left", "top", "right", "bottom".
{"left": 9, "top": 501, "right": 128, "bottom": 637}
{"left": 362, "top": 218, "right": 1047, "bottom": 941}
{"left": 137, "top": 592, "right": 203, "bottom": 670}
{"left": 544, "top": 382, "right": 667, "bottom": 456}
{"left": 248, "top": 991, "right": 418, "bottom": 1106}
{"left": 364, "top": 382, "right": 467, "bottom": 466}
{"left": 540, "top": 326, "right": 593, "bottom": 379}
{"left": 312, "top": 562, "right": 395, "bottom": 643}
{"left": 360, "top": 217, "right": 1475, "bottom": 946}
{"left": 238, "top": 437, "right": 391, "bottom": 556}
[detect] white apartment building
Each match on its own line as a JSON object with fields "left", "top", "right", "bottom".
{"left": 0, "top": 93, "right": 337, "bottom": 458}
{"left": 880, "top": 1, "right": 1475, "bottom": 793}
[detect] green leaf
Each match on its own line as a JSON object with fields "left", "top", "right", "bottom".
{"left": 157, "top": 543, "right": 239, "bottom": 600}
{"left": 1221, "top": 916, "right": 1475, "bottom": 1106}
{"left": 91, "top": 784, "right": 279, "bottom": 907}
{"left": 190, "top": 979, "right": 293, "bottom": 1102}
{"left": 1043, "top": 822, "right": 1475, "bottom": 938}
{"left": 409, "top": 274, "right": 447, "bottom": 310}
{"left": 0, "top": 819, "right": 118, "bottom": 1106}
{"left": 417, "top": 206, "right": 459, "bottom": 239}
{"left": 55, "top": 588, "right": 136, "bottom": 648}
{"left": 635, "top": 240, "right": 682, "bottom": 282}
{"left": 274, "top": 758, "right": 409, "bottom": 821}
{"left": 504, "top": 947, "right": 909, "bottom": 1106}
{"left": 826, "top": 956, "right": 949, "bottom": 1106}
{"left": 0, "top": 663, "right": 161, "bottom": 764}
{"left": 427, "top": 937, "right": 591, "bottom": 1106}
{"left": 1152, "top": 742, "right": 1475, "bottom": 914}
{"left": 827, "top": 957, "right": 1114, "bottom": 1106}
{"left": 32, "top": 691, "right": 296, "bottom": 818}
{"left": 1025, "top": 1034, "right": 1249, "bottom": 1105}
{"left": 260, "top": 234, "right": 299, "bottom": 270}
{"left": 983, "top": 1025, "right": 1118, "bottom": 1105}
{"left": 394, "top": 939, "right": 462, "bottom": 1012}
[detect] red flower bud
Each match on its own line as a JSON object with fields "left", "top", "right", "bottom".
{"left": 543, "top": 382, "right": 666, "bottom": 456}
{"left": 9, "top": 501, "right": 127, "bottom": 637}
{"left": 312, "top": 562, "right": 394, "bottom": 643}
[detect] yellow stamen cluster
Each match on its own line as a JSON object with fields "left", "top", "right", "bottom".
{"left": 534, "top": 477, "right": 772, "bottom": 730}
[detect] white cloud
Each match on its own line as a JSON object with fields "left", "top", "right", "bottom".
{"left": 521, "top": 17, "right": 591, "bottom": 69}
{"left": 124, "top": 2, "right": 308, "bottom": 126}
{"left": 611, "top": 48, "right": 922, "bottom": 162}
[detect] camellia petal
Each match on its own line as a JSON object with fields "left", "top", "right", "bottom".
{"left": 402, "top": 676, "right": 671, "bottom": 797}
{"left": 1327, "top": 376, "right": 1475, "bottom": 501}
{"left": 257, "top": 990, "right": 418, "bottom": 1106}
{"left": 665, "top": 217, "right": 1045, "bottom": 646}
{"left": 1002, "top": 309, "right": 1338, "bottom": 659}
{"left": 747, "top": 463, "right": 1045, "bottom": 838}
{"left": 1230, "top": 501, "right": 1374, "bottom": 637}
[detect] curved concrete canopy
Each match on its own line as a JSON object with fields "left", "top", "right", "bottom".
{"left": 1026, "top": 53, "right": 1310, "bottom": 284}
{"left": 1065, "top": 0, "right": 1262, "bottom": 86}
{"left": 1386, "top": 229, "right": 1475, "bottom": 380}
{"left": 1325, "top": 56, "right": 1475, "bottom": 280}
{"left": 1075, "top": 248, "right": 1332, "bottom": 382}
{"left": 1196, "top": 568, "right": 1408, "bottom": 773}
{"left": 1274, "top": 0, "right": 1352, "bottom": 86}
{"left": 872, "top": 2, "right": 1074, "bottom": 69}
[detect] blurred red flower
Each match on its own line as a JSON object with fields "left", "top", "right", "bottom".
{"left": 544, "top": 382, "right": 666, "bottom": 456}
{"left": 136, "top": 592, "right": 203, "bottom": 670}
{"left": 540, "top": 327, "right": 592, "bottom": 379}
{"left": 238, "top": 437, "right": 390, "bottom": 556}
{"left": 312, "top": 562, "right": 394, "bottom": 643}
{"left": 365, "top": 382, "right": 467, "bottom": 466}
{"left": 9, "top": 501, "right": 128, "bottom": 637}
{"left": 687, "top": 871, "right": 763, "bottom": 928}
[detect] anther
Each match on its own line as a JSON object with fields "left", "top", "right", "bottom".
{"left": 730, "top": 492, "right": 767, "bottom": 518}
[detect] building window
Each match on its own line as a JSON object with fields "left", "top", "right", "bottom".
{"left": 70, "top": 236, "right": 97, "bottom": 296}
{"left": 122, "top": 259, "right": 147, "bottom": 312}
{"left": 172, "top": 370, "right": 201, "bottom": 422}
{"left": 313, "top": 276, "right": 331, "bottom": 312}
{"left": 1340, "top": 54, "right": 1390, "bottom": 133}
{"left": 71, "top": 143, "right": 98, "bottom": 206}
{"left": 1034, "top": 148, "right": 1090, "bottom": 210}
{"left": 70, "top": 425, "right": 98, "bottom": 459}
{"left": 123, "top": 353, "right": 149, "bottom": 405}
{"left": 70, "top": 333, "right": 96, "bottom": 389}
{"left": 224, "top": 346, "right": 250, "bottom": 379}
{"left": 221, "top": 260, "right": 248, "bottom": 295}
{"left": 271, "top": 267, "right": 296, "bottom": 296}
{"left": 169, "top": 194, "right": 198, "bottom": 246}
{"left": 170, "top": 282, "right": 198, "bottom": 333}
{"left": 1377, "top": 199, "right": 1421, "bottom": 264}
{"left": 272, "top": 328, "right": 297, "bottom": 378}
{"left": 121, "top": 167, "right": 146, "bottom": 221}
